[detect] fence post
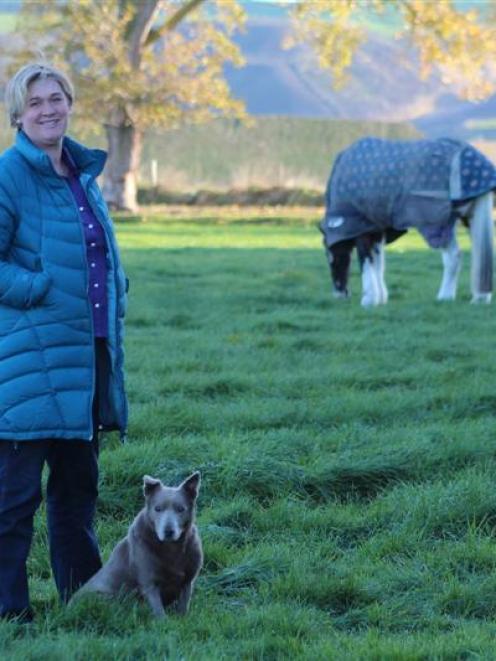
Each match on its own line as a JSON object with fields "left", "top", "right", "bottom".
{"left": 151, "top": 159, "right": 158, "bottom": 186}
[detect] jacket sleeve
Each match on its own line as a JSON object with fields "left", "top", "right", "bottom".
{"left": 0, "top": 181, "right": 52, "bottom": 309}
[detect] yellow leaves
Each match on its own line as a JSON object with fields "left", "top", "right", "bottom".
{"left": 288, "top": 0, "right": 496, "bottom": 100}
{"left": 10, "top": 0, "right": 247, "bottom": 130}
{"left": 396, "top": 0, "right": 496, "bottom": 99}
{"left": 217, "top": 0, "right": 246, "bottom": 33}
{"left": 286, "top": 0, "right": 364, "bottom": 88}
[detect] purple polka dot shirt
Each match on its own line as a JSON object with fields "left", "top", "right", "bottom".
{"left": 63, "top": 149, "right": 108, "bottom": 338}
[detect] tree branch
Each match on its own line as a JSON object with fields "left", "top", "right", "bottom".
{"left": 144, "top": 0, "right": 207, "bottom": 47}
{"left": 128, "top": 0, "right": 161, "bottom": 68}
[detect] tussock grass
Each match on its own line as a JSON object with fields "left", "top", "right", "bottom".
{"left": 5, "top": 208, "right": 496, "bottom": 658}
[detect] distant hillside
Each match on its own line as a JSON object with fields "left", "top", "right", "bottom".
{"left": 227, "top": 2, "right": 496, "bottom": 144}
{"left": 2, "top": 1, "right": 496, "bottom": 145}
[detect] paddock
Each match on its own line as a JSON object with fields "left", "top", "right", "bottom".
{"left": 10, "top": 207, "right": 496, "bottom": 659}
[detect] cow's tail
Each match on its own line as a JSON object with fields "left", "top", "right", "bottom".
{"left": 470, "top": 191, "right": 494, "bottom": 303}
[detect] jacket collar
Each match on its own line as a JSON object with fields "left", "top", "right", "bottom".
{"left": 15, "top": 130, "right": 107, "bottom": 179}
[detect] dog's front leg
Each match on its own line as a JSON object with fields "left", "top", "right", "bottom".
{"left": 174, "top": 582, "right": 193, "bottom": 615}
{"left": 143, "top": 585, "right": 166, "bottom": 617}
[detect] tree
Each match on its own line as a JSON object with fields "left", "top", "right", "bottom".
{"left": 10, "top": 1, "right": 495, "bottom": 211}
{"left": 11, "top": 0, "right": 245, "bottom": 211}
{"left": 286, "top": 0, "right": 496, "bottom": 100}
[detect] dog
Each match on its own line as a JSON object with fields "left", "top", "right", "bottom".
{"left": 72, "top": 472, "right": 203, "bottom": 617}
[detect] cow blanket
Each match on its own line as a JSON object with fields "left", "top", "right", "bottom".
{"left": 320, "top": 137, "right": 496, "bottom": 249}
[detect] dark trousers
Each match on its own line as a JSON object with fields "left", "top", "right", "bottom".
{"left": 0, "top": 436, "right": 102, "bottom": 619}
{"left": 0, "top": 341, "right": 107, "bottom": 620}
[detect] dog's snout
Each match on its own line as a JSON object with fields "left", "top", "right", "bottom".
{"left": 163, "top": 528, "right": 176, "bottom": 540}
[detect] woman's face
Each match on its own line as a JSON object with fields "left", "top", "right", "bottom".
{"left": 19, "top": 77, "right": 71, "bottom": 150}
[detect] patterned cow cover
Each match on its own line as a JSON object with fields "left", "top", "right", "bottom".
{"left": 320, "top": 137, "right": 496, "bottom": 249}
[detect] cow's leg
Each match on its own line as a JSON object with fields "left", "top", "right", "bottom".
{"left": 437, "top": 234, "right": 461, "bottom": 301}
{"left": 325, "top": 239, "right": 354, "bottom": 299}
{"left": 469, "top": 192, "right": 493, "bottom": 303}
{"left": 356, "top": 233, "right": 384, "bottom": 306}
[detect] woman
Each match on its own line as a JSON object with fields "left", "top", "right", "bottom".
{"left": 0, "top": 62, "right": 128, "bottom": 623}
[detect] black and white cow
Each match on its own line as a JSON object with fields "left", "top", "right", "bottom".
{"left": 320, "top": 137, "right": 495, "bottom": 306}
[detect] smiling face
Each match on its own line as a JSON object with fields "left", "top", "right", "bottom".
{"left": 19, "top": 77, "right": 71, "bottom": 151}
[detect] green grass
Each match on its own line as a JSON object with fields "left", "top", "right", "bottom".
{"left": 0, "top": 11, "right": 17, "bottom": 33}
{"left": 465, "top": 118, "right": 496, "bottom": 130}
{"left": 4, "top": 207, "right": 496, "bottom": 659}
{"left": 137, "top": 118, "right": 420, "bottom": 189}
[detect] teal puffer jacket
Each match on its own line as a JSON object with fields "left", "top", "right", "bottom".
{"left": 0, "top": 130, "right": 128, "bottom": 441}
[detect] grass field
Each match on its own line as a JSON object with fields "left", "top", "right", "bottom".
{"left": 138, "top": 118, "right": 420, "bottom": 190}
{"left": 2, "top": 207, "right": 496, "bottom": 659}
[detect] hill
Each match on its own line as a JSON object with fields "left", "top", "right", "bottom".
{"left": 226, "top": 2, "right": 496, "bottom": 145}
{"left": 1, "top": 1, "right": 496, "bottom": 145}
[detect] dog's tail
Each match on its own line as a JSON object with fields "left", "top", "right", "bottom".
{"left": 470, "top": 191, "right": 494, "bottom": 302}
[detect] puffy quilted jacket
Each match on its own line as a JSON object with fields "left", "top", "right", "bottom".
{"left": 0, "top": 130, "right": 128, "bottom": 441}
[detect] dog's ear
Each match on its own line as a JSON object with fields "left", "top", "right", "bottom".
{"left": 181, "top": 472, "right": 201, "bottom": 500}
{"left": 143, "top": 475, "right": 161, "bottom": 497}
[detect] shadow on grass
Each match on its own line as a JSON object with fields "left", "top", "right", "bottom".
{"left": 203, "top": 557, "right": 287, "bottom": 595}
{"left": 207, "top": 455, "right": 411, "bottom": 505}
{"left": 303, "top": 462, "right": 411, "bottom": 502}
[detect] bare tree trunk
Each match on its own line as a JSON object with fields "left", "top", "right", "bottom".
{"left": 102, "top": 118, "right": 142, "bottom": 212}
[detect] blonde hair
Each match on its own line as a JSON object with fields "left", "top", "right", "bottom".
{"left": 5, "top": 62, "right": 74, "bottom": 128}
